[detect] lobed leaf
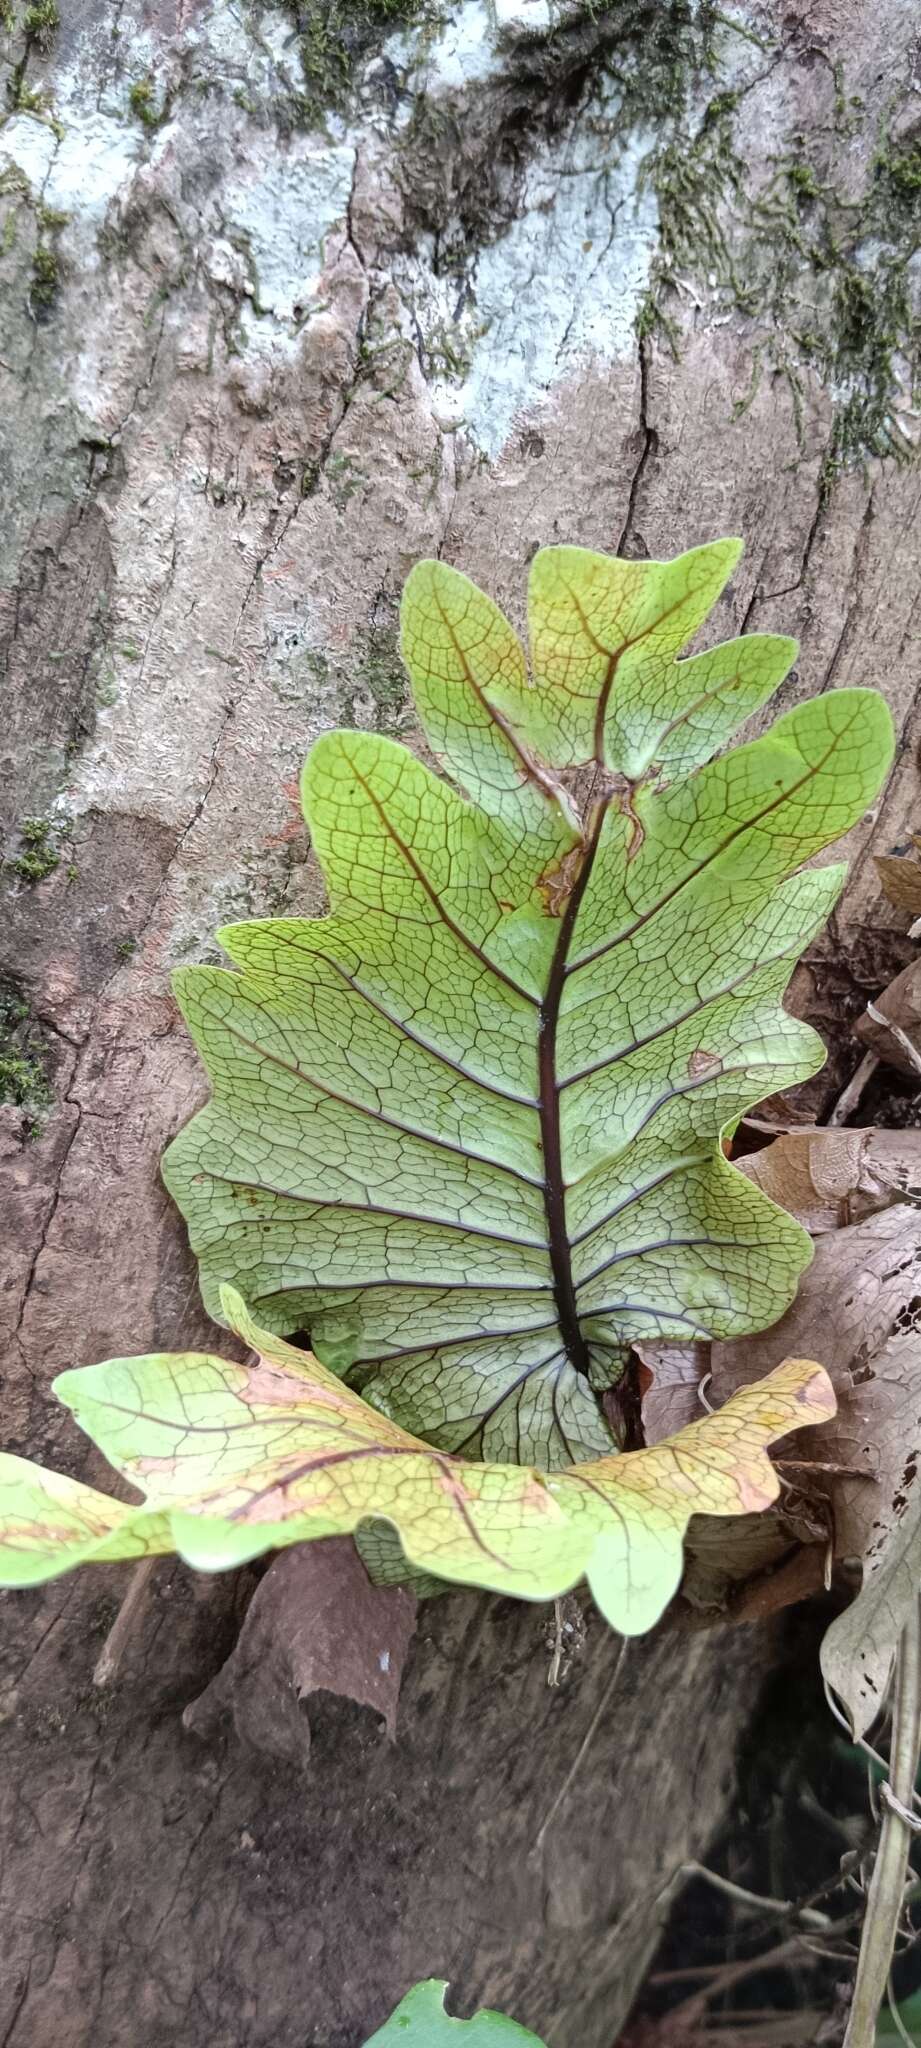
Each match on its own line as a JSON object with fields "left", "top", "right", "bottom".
{"left": 0, "top": 1289, "right": 835, "bottom": 1636}
{"left": 162, "top": 540, "right": 892, "bottom": 1469}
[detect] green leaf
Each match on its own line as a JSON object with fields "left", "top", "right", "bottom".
{"left": 162, "top": 540, "right": 892, "bottom": 1469}
{"left": 363, "top": 1981, "right": 545, "bottom": 2046}
{"left": 0, "top": 1289, "right": 836, "bottom": 1636}
{"left": 877, "top": 1990, "right": 921, "bottom": 2042}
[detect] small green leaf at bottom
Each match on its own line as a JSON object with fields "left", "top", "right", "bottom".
{"left": 363, "top": 1981, "right": 545, "bottom": 2046}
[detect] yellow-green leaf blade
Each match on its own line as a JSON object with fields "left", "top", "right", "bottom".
{"left": 526, "top": 538, "right": 746, "bottom": 770}
{"left": 551, "top": 1355, "right": 837, "bottom": 1634}
{"left": 401, "top": 557, "right": 579, "bottom": 844}
{"left": 0, "top": 1453, "right": 172, "bottom": 1584}
{"left": 26, "top": 1293, "right": 835, "bottom": 1638}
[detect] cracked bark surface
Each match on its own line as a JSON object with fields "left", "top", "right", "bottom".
{"left": 1, "top": 1, "right": 920, "bottom": 2042}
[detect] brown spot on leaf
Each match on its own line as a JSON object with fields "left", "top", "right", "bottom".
{"left": 537, "top": 842, "right": 584, "bottom": 915}
{"left": 688, "top": 1048, "right": 724, "bottom": 1079}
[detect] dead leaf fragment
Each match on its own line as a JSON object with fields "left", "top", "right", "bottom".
{"left": 712, "top": 1204, "right": 921, "bottom": 1736}
{"left": 184, "top": 1536, "right": 417, "bottom": 1762}
{"left": 821, "top": 1430, "right": 921, "bottom": 1736}
{"left": 875, "top": 851, "right": 921, "bottom": 918}
{"left": 635, "top": 1339, "right": 707, "bottom": 1446}
{"left": 738, "top": 1127, "right": 921, "bottom": 1232}
{"left": 855, "top": 958, "right": 921, "bottom": 1076}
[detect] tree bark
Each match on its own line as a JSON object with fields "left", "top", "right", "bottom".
{"left": 1, "top": 1, "right": 918, "bottom": 2042}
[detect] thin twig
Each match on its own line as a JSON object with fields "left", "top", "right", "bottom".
{"left": 880, "top": 1780, "right": 921, "bottom": 1831}
{"left": 93, "top": 1557, "right": 160, "bottom": 1686}
{"left": 652, "top": 1860, "right": 831, "bottom": 1931}
{"left": 828, "top": 1050, "right": 879, "bottom": 1126}
{"left": 843, "top": 1597, "right": 921, "bottom": 2048}
{"left": 532, "top": 1636, "right": 627, "bottom": 1856}
{"left": 664, "top": 1934, "right": 806, "bottom": 2025}
{"left": 547, "top": 1598, "right": 564, "bottom": 1688}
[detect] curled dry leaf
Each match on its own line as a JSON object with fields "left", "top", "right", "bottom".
{"left": 855, "top": 957, "right": 921, "bottom": 1077}
{"left": 184, "top": 1537, "right": 417, "bottom": 1762}
{"left": 874, "top": 848, "right": 921, "bottom": 919}
{"left": 634, "top": 1338, "right": 708, "bottom": 1447}
{"left": 820, "top": 1424, "right": 921, "bottom": 1742}
{"left": 712, "top": 1205, "right": 921, "bottom": 1735}
{"left": 679, "top": 1509, "right": 811, "bottom": 1618}
{"left": 0, "top": 1289, "right": 834, "bottom": 1640}
{"left": 737, "top": 1127, "right": 921, "bottom": 1234}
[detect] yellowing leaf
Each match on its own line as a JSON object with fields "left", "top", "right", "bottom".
{"left": 159, "top": 540, "right": 892, "bottom": 1472}
{"left": 0, "top": 1290, "right": 835, "bottom": 1637}
{"left": 0, "top": 1455, "right": 172, "bottom": 1584}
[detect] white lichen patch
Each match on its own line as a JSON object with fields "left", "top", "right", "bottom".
{"left": 45, "top": 113, "right": 140, "bottom": 225}
{"left": 461, "top": 126, "right": 658, "bottom": 452}
{"left": 0, "top": 115, "right": 58, "bottom": 193}
{"left": 384, "top": 0, "right": 505, "bottom": 94}
{"left": 219, "top": 141, "right": 357, "bottom": 327}
{"left": 383, "top": 0, "right": 577, "bottom": 98}
{"left": 394, "top": 111, "right": 659, "bottom": 455}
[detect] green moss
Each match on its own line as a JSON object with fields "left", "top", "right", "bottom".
{"left": 10, "top": 79, "right": 52, "bottom": 116}
{"left": 615, "top": 18, "right": 921, "bottom": 476}
{"left": 0, "top": 982, "right": 52, "bottom": 1128}
{"left": 413, "top": 2, "right": 912, "bottom": 482}
{"left": 347, "top": 622, "right": 408, "bottom": 732}
{"left": 872, "top": 128, "right": 921, "bottom": 228}
{"left": 883, "top": 146, "right": 921, "bottom": 201}
{"left": 36, "top": 201, "right": 68, "bottom": 232}
{"left": 30, "top": 239, "right": 60, "bottom": 309}
{"left": 129, "top": 75, "right": 163, "bottom": 130}
{"left": 325, "top": 450, "right": 366, "bottom": 508}
{"left": 23, "top": 0, "right": 59, "bottom": 44}
{"left": 115, "top": 936, "right": 137, "bottom": 960}
{"left": 273, "top": 0, "right": 438, "bottom": 128}
{"left": 8, "top": 817, "right": 59, "bottom": 882}
{"left": 0, "top": 0, "right": 58, "bottom": 33}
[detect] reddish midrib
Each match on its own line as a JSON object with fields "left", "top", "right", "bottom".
{"left": 537, "top": 800, "right": 609, "bottom": 1377}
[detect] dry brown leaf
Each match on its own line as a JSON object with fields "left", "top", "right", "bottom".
{"left": 184, "top": 1536, "right": 417, "bottom": 1761}
{"left": 635, "top": 1339, "right": 708, "bottom": 1446}
{"left": 630, "top": 1335, "right": 830, "bottom": 1619}
{"left": 855, "top": 957, "right": 921, "bottom": 1076}
{"left": 680, "top": 1509, "right": 810, "bottom": 1617}
{"left": 821, "top": 1422, "right": 921, "bottom": 1738}
{"left": 724, "top": 1542, "right": 828, "bottom": 1625}
{"left": 874, "top": 851, "right": 921, "bottom": 917}
{"left": 737, "top": 1127, "right": 921, "bottom": 1232}
{"left": 711, "top": 1205, "right": 921, "bottom": 1734}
